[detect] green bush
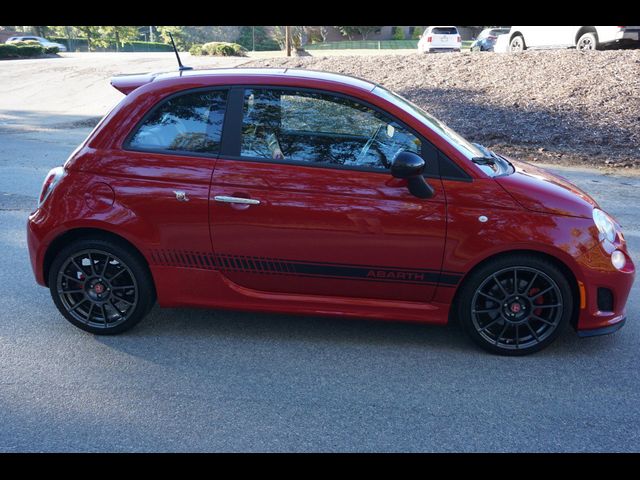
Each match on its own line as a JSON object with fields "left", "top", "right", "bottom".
{"left": 199, "top": 42, "right": 247, "bottom": 56}
{"left": 11, "top": 42, "right": 45, "bottom": 57}
{"left": 412, "top": 27, "right": 424, "bottom": 39}
{"left": 391, "top": 27, "right": 405, "bottom": 40}
{"left": 0, "top": 44, "right": 20, "bottom": 58}
{"left": 189, "top": 44, "right": 204, "bottom": 56}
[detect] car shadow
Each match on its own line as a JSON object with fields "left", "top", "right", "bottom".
{"left": 91, "top": 302, "right": 620, "bottom": 366}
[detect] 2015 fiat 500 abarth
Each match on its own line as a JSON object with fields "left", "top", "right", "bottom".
{"left": 27, "top": 68, "right": 635, "bottom": 355}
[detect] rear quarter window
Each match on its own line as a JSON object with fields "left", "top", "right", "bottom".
{"left": 126, "top": 89, "right": 228, "bottom": 156}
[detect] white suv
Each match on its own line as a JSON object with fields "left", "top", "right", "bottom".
{"left": 507, "top": 26, "right": 640, "bottom": 51}
{"left": 418, "top": 26, "right": 462, "bottom": 53}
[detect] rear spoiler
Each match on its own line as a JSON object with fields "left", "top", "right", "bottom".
{"left": 110, "top": 72, "right": 159, "bottom": 95}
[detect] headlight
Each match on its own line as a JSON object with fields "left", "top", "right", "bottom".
{"left": 592, "top": 208, "right": 617, "bottom": 243}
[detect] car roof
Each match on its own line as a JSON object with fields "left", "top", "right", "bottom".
{"left": 111, "top": 67, "right": 379, "bottom": 95}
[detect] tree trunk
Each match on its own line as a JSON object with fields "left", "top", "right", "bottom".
{"left": 115, "top": 31, "right": 120, "bottom": 52}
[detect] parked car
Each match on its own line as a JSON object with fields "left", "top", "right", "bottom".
{"left": 506, "top": 26, "right": 640, "bottom": 51}
{"left": 418, "top": 26, "right": 462, "bottom": 53}
{"left": 6, "top": 35, "right": 67, "bottom": 52}
{"left": 28, "top": 68, "right": 635, "bottom": 355}
{"left": 470, "top": 27, "right": 511, "bottom": 52}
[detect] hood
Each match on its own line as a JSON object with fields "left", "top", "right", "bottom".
{"left": 495, "top": 158, "right": 598, "bottom": 218}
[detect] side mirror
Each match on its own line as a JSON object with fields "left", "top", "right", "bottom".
{"left": 391, "top": 151, "right": 435, "bottom": 199}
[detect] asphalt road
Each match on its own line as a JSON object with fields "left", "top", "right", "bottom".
{"left": 1, "top": 123, "right": 639, "bottom": 452}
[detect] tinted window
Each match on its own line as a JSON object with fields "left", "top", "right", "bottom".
{"left": 128, "top": 89, "right": 227, "bottom": 155}
{"left": 241, "top": 88, "right": 422, "bottom": 171}
{"left": 432, "top": 28, "right": 458, "bottom": 35}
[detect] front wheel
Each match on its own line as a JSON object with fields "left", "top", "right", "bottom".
{"left": 456, "top": 255, "right": 573, "bottom": 355}
{"left": 48, "top": 238, "right": 156, "bottom": 335}
{"left": 509, "top": 35, "right": 526, "bottom": 52}
{"left": 577, "top": 32, "right": 599, "bottom": 50}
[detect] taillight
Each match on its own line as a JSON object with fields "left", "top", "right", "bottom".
{"left": 38, "top": 166, "right": 65, "bottom": 207}
{"left": 618, "top": 26, "right": 626, "bottom": 29}
{"left": 427, "top": 36, "right": 432, "bottom": 42}
{"left": 457, "top": 35, "right": 461, "bottom": 42}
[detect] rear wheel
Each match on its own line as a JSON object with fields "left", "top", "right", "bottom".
{"left": 456, "top": 254, "right": 572, "bottom": 355}
{"left": 48, "top": 238, "right": 156, "bottom": 335}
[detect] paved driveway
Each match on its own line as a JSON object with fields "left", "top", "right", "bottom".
{"left": 1, "top": 120, "right": 638, "bottom": 452}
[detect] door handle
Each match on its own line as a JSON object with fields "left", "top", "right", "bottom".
{"left": 214, "top": 196, "right": 260, "bottom": 205}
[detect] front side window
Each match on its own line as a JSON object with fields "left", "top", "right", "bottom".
{"left": 128, "top": 89, "right": 227, "bottom": 155}
{"left": 240, "top": 88, "right": 422, "bottom": 171}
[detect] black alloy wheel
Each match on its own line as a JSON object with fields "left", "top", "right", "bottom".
{"left": 49, "top": 238, "right": 155, "bottom": 334}
{"left": 457, "top": 255, "right": 572, "bottom": 355}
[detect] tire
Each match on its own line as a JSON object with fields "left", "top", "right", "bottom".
{"left": 48, "top": 237, "right": 156, "bottom": 335}
{"left": 455, "top": 254, "right": 573, "bottom": 356}
{"left": 509, "top": 35, "right": 526, "bottom": 52}
{"left": 577, "top": 32, "right": 599, "bottom": 50}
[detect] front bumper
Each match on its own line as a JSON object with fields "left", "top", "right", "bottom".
{"left": 577, "top": 317, "right": 626, "bottom": 337}
{"left": 574, "top": 238, "right": 635, "bottom": 335}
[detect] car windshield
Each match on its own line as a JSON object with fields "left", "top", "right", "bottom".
{"left": 372, "top": 85, "right": 513, "bottom": 177}
{"left": 373, "top": 86, "right": 484, "bottom": 158}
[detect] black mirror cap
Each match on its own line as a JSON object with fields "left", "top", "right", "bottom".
{"left": 391, "top": 151, "right": 426, "bottom": 179}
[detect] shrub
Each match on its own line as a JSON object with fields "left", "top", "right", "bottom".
{"left": 412, "top": 27, "right": 424, "bottom": 39}
{"left": 0, "top": 44, "right": 20, "bottom": 58}
{"left": 189, "top": 44, "right": 204, "bottom": 56}
{"left": 200, "top": 42, "right": 246, "bottom": 56}
{"left": 391, "top": 27, "right": 405, "bottom": 40}
{"left": 14, "top": 43, "right": 45, "bottom": 57}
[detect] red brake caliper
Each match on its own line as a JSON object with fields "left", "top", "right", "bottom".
{"left": 528, "top": 287, "right": 545, "bottom": 316}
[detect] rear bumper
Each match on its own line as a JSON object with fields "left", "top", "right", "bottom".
{"left": 424, "top": 47, "right": 461, "bottom": 52}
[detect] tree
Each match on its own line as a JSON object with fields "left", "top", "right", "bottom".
{"left": 273, "top": 26, "right": 305, "bottom": 50}
{"left": 334, "top": 26, "right": 382, "bottom": 40}
{"left": 76, "top": 26, "right": 101, "bottom": 51}
{"left": 157, "top": 26, "right": 242, "bottom": 49}
{"left": 96, "top": 26, "right": 139, "bottom": 51}
{"left": 157, "top": 26, "right": 188, "bottom": 49}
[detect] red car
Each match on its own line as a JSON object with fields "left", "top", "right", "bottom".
{"left": 27, "top": 67, "right": 635, "bottom": 355}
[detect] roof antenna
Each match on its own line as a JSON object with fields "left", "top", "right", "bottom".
{"left": 168, "top": 32, "right": 192, "bottom": 71}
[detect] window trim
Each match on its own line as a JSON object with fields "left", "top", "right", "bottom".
{"left": 224, "top": 85, "right": 441, "bottom": 178}
{"left": 122, "top": 86, "right": 230, "bottom": 159}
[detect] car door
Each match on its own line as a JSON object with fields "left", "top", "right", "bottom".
{"left": 118, "top": 88, "right": 228, "bottom": 264}
{"left": 209, "top": 86, "right": 447, "bottom": 303}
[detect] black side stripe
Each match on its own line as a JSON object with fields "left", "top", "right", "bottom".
{"left": 149, "top": 250, "right": 464, "bottom": 286}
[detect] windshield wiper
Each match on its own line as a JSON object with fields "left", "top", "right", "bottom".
{"left": 471, "top": 156, "right": 497, "bottom": 166}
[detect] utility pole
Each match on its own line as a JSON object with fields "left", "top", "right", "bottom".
{"left": 149, "top": 26, "right": 154, "bottom": 43}
{"left": 285, "top": 26, "right": 291, "bottom": 57}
